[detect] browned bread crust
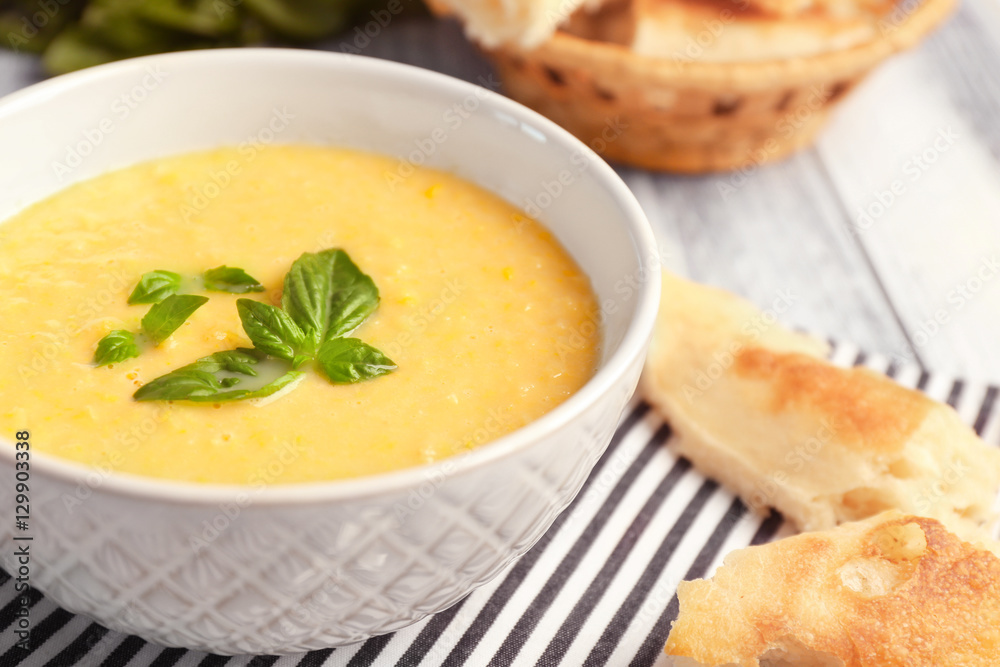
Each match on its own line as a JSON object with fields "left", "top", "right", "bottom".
{"left": 665, "top": 512, "right": 1000, "bottom": 666}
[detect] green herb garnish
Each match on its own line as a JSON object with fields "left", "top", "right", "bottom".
{"left": 128, "top": 270, "right": 182, "bottom": 304}
{"left": 95, "top": 273, "right": 208, "bottom": 364}
{"left": 93, "top": 329, "right": 140, "bottom": 366}
{"left": 203, "top": 266, "right": 265, "bottom": 294}
{"left": 316, "top": 337, "right": 396, "bottom": 383}
{"left": 236, "top": 298, "right": 306, "bottom": 363}
{"left": 133, "top": 249, "right": 395, "bottom": 403}
{"left": 141, "top": 294, "right": 209, "bottom": 345}
{"left": 134, "top": 348, "right": 303, "bottom": 402}
{"left": 282, "top": 249, "right": 379, "bottom": 350}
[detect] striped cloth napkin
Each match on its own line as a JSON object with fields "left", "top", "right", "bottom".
{"left": 2, "top": 338, "right": 998, "bottom": 667}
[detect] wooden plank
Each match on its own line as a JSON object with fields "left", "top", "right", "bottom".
{"left": 619, "top": 154, "right": 913, "bottom": 358}
{"left": 816, "top": 0, "right": 1000, "bottom": 380}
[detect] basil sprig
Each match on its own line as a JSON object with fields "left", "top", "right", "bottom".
{"left": 141, "top": 294, "right": 209, "bottom": 345}
{"left": 133, "top": 249, "right": 396, "bottom": 403}
{"left": 134, "top": 349, "right": 303, "bottom": 402}
{"left": 93, "top": 330, "right": 140, "bottom": 366}
{"left": 128, "top": 270, "right": 182, "bottom": 304}
{"left": 203, "top": 266, "right": 265, "bottom": 294}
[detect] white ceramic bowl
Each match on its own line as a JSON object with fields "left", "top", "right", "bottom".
{"left": 0, "top": 49, "right": 659, "bottom": 655}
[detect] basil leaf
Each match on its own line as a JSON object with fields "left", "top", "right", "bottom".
{"left": 128, "top": 270, "right": 182, "bottom": 304}
{"left": 316, "top": 337, "right": 396, "bottom": 384}
{"left": 200, "top": 349, "right": 261, "bottom": 376}
{"left": 281, "top": 250, "right": 334, "bottom": 350}
{"left": 325, "top": 251, "right": 379, "bottom": 340}
{"left": 141, "top": 294, "right": 209, "bottom": 345}
{"left": 236, "top": 298, "right": 305, "bottom": 362}
{"left": 234, "top": 368, "right": 303, "bottom": 400}
{"left": 203, "top": 266, "right": 265, "bottom": 294}
{"left": 282, "top": 249, "right": 379, "bottom": 351}
{"left": 93, "top": 330, "right": 140, "bottom": 366}
{"left": 133, "top": 368, "right": 226, "bottom": 401}
{"left": 134, "top": 348, "right": 303, "bottom": 402}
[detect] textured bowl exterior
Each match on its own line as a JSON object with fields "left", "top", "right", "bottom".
{"left": 0, "top": 50, "right": 659, "bottom": 654}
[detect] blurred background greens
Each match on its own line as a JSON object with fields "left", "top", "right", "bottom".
{"left": 0, "top": 0, "right": 425, "bottom": 75}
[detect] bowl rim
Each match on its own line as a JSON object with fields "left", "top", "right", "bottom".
{"left": 0, "top": 48, "right": 660, "bottom": 506}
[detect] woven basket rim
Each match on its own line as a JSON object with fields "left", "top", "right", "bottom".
{"left": 490, "top": 0, "right": 957, "bottom": 88}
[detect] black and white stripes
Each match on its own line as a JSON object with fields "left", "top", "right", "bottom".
{"left": 2, "top": 340, "right": 998, "bottom": 667}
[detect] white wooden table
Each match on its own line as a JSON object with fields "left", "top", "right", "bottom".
{"left": 2, "top": 9, "right": 997, "bottom": 381}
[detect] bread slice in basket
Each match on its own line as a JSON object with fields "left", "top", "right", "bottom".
{"left": 425, "top": 0, "right": 596, "bottom": 47}
{"left": 664, "top": 511, "right": 1000, "bottom": 666}
{"left": 641, "top": 272, "right": 1000, "bottom": 544}
{"left": 626, "top": 0, "right": 897, "bottom": 62}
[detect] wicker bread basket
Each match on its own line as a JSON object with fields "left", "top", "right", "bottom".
{"left": 435, "top": 0, "right": 957, "bottom": 172}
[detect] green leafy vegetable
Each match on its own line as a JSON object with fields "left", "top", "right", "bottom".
{"left": 282, "top": 249, "right": 379, "bottom": 352}
{"left": 2, "top": 0, "right": 378, "bottom": 76}
{"left": 236, "top": 298, "right": 305, "bottom": 362}
{"left": 280, "top": 250, "right": 334, "bottom": 350}
{"left": 317, "top": 337, "right": 396, "bottom": 383}
{"left": 134, "top": 348, "right": 302, "bottom": 402}
{"left": 141, "top": 294, "right": 209, "bottom": 344}
{"left": 243, "top": 0, "right": 355, "bottom": 40}
{"left": 325, "top": 256, "right": 380, "bottom": 340}
{"left": 134, "top": 248, "right": 394, "bottom": 404}
{"left": 93, "top": 329, "right": 140, "bottom": 366}
{"left": 203, "top": 266, "right": 266, "bottom": 294}
{"left": 128, "top": 270, "right": 183, "bottom": 304}
{"left": 97, "top": 271, "right": 203, "bottom": 365}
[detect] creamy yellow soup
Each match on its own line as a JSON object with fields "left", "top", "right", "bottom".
{"left": 0, "top": 146, "right": 600, "bottom": 485}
